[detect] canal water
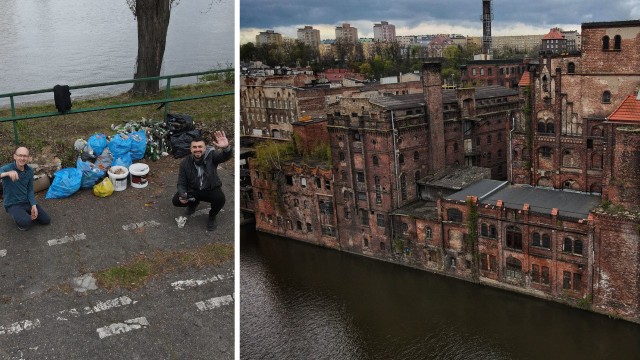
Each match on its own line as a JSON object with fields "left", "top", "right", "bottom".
{"left": 241, "top": 226, "right": 640, "bottom": 359}
{"left": 0, "top": 0, "right": 233, "bottom": 103}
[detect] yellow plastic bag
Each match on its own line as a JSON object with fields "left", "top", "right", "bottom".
{"left": 93, "top": 177, "right": 114, "bottom": 197}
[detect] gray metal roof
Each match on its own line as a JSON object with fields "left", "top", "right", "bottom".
{"left": 446, "top": 180, "right": 601, "bottom": 219}
{"left": 370, "top": 85, "right": 519, "bottom": 110}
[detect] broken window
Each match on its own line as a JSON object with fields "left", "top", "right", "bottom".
{"left": 360, "top": 209, "right": 369, "bottom": 225}
{"left": 573, "top": 273, "right": 582, "bottom": 291}
{"left": 294, "top": 199, "right": 299, "bottom": 207}
{"left": 296, "top": 221, "right": 302, "bottom": 230}
{"left": 481, "top": 223, "right": 488, "bottom": 237}
{"left": 344, "top": 206, "right": 351, "bottom": 219}
{"left": 532, "top": 264, "right": 540, "bottom": 283}
{"left": 339, "top": 152, "right": 345, "bottom": 161}
{"left": 490, "top": 225, "right": 496, "bottom": 238}
{"left": 373, "top": 156, "right": 379, "bottom": 166}
{"left": 563, "top": 237, "right": 573, "bottom": 253}
{"left": 447, "top": 208, "right": 463, "bottom": 223}
{"left": 377, "top": 214, "right": 385, "bottom": 227}
{"left": 563, "top": 271, "right": 572, "bottom": 289}
{"left": 325, "top": 180, "right": 331, "bottom": 190}
{"left": 602, "top": 91, "right": 611, "bottom": 103}
{"left": 315, "top": 177, "right": 321, "bottom": 188}
{"left": 414, "top": 151, "right": 420, "bottom": 161}
{"left": 357, "top": 172, "right": 365, "bottom": 182}
{"left": 306, "top": 223, "right": 312, "bottom": 232}
{"left": 363, "top": 237, "right": 369, "bottom": 248}
{"left": 532, "top": 232, "right": 541, "bottom": 246}
{"left": 426, "top": 227, "right": 433, "bottom": 240}
{"left": 542, "top": 234, "right": 551, "bottom": 249}
{"left": 541, "top": 266, "right": 550, "bottom": 284}
{"left": 505, "top": 257, "right": 522, "bottom": 280}
{"left": 506, "top": 226, "right": 523, "bottom": 250}
{"left": 358, "top": 192, "right": 367, "bottom": 201}
{"left": 574, "top": 240, "right": 583, "bottom": 255}
{"left": 380, "top": 242, "right": 386, "bottom": 251}
{"left": 401, "top": 223, "right": 409, "bottom": 233}
{"left": 399, "top": 153, "right": 404, "bottom": 164}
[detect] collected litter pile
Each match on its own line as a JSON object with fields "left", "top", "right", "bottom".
{"left": 42, "top": 113, "right": 201, "bottom": 199}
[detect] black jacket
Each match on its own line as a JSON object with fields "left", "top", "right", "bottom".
{"left": 177, "top": 146, "right": 232, "bottom": 194}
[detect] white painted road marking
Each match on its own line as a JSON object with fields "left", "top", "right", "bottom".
{"left": 194, "top": 295, "right": 234, "bottom": 311}
{"left": 47, "top": 233, "right": 86, "bottom": 246}
{"left": 171, "top": 274, "right": 231, "bottom": 291}
{"left": 0, "top": 319, "right": 41, "bottom": 336}
{"left": 96, "top": 317, "right": 149, "bottom": 339}
{"left": 0, "top": 249, "right": 6, "bottom": 257}
{"left": 122, "top": 220, "right": 161, "bottom": 231}
{"left": 56, "top": 296, "right": 136, "bottom": 320}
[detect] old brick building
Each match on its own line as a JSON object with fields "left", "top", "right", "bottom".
{"left": 240, "top": 76, "right": 422, "bottom": 139}
{"left": 245, "top": 20, "right": 640, "bottom": 323}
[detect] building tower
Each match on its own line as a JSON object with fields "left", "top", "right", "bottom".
{"left": 481, "top": 0, "right": 493, "bottom": 56}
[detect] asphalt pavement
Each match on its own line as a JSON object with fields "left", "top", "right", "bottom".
{"left": 0, "top": 156, "right": 235, "bottom": 359}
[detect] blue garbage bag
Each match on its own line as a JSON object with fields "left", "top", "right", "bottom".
{"left": 108, "top": 134, "right": 131, "bottom": 158}
{"left": 88, "top": 133, "right": 108, "bottom": 156}
{"left": 46, "top": 168, "right": 83, "bottom": 199}
{"left": 76, "top": 158, "right": 105, "bottom": 189}
{"left": 130, "top": 130, "right": 147, "bottom": 161}
{"left": 113, "top": 152, "right": 132, "bottom": 169}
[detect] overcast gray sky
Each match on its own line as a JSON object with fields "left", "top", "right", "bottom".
{"left": 240, "top": 0, "right": 640, "bottom": 43}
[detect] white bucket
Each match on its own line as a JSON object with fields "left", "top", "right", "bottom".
{"left": 108, "top": 166, "right": 129, "bottom": 191}
{"left": 129, "top": 163, "right": 149, "bottom": 189}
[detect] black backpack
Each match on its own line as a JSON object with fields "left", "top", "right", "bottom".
{"left": 53, "top": 85, "right": 72, "bottom": 113}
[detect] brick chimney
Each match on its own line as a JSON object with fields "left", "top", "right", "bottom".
{"left": 422, "top": 61, "right": 445, "bottom": 173}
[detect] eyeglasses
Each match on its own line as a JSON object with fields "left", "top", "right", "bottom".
{"left": 14, "top": 154, "right": 29, "bottom": 158}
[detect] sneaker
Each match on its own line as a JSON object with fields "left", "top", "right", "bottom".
{"left": 17, "top": 224, "right": 28, "bottom": 231}
{"left": 207, "top": 216, "right": 217, "bottom": 231}
{"left": 186, "top": 201, "right": 200, "bottom": 216}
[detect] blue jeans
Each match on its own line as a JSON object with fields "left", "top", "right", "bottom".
{"left": 6, "top": 203, "right": 51, "bottom": 230}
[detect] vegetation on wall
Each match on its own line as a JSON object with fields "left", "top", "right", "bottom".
{"left": 465, "top": 199, "right": 479, "bottom": 280}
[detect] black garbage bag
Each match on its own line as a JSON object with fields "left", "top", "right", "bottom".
{"left": 165, "top": 113, "right": 194, "bottom": 134}
{"left": 170, "top": 129, "right": 201, "bottom": 158}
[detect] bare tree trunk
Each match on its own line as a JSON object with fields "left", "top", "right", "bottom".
{"left": 130, "top": 0, "right": 171, "bottom": 95}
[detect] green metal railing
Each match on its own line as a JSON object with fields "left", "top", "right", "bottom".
{"left": 0, "top": 69, "right": 234, "bottom": 144}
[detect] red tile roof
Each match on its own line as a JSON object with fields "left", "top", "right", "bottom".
{"left": 543, "top": 28, "right": 564, "bottom": 40}
{"left": 518, "top": 71, "right": 531, "bottom": 87}
{"left": 608, "top": 94, "right": 640, "bottom": 123}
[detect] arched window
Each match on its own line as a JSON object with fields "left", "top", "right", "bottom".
{"left": 401, "top": 223, "right": 409, "bottom": 233}
{"left": 399, "top": 153, "right": 404, "bottom": 164}
{"left": 373, "top": 156, "right": 379, "bottom": 166}
{"left": 532, "top": 232, "right": 541, "bottom": 246}
{"left": 414, "top": 171, "right": 421, "bottom": 182}
{"left": 506, "top": 226, "right": 522, "bottom": 250}
{"left": 425, "top": 227, "right": 433, "bottom": 240}
{"left": 489, "top": 225, "right": 497, "bottom": 238}
{"left": 542, "top": 75, "right": 548, "bottom": 92}
{"left": 591, "top": 153, "right": 603, "bottom": 169}
{"left": 481, "top": 223, "right": 488, "bottom": 237}
{"left": 602, "top": 36, "right": 610, "bottom": 50}
{"left": 614, "top": 35, "right": 621, "bottom": 50}
{"left": 567, "top": 62, "right": 575, "bottom": 74}
{"left": 546, "top": 122, "right": 554, "bottom": 134}
{"left": 506, "top": 257, "right": 523, "bottom": 280}
{"left": 542, "top": 234, "right": 551, "bottom": 249}
{"left": 414, "top": 151, "right": 420, "bottom": 160}
{"left": 537, "top": 121, "right": 546, "bottom": 133}
{"left": 574, "top": 240, "right": 583, "bottom": 255}
{"left": 296, "top": 221, "right": 302, "bottom": 230}
{"left": 563, "top": 238, "right": 573, "bottom": 253}
{"left": 447, "top": 208, "right": 463, "bottom": 223}
{"left": 339, "top": 151, "right": 345, "bottom": 161}
{"left": 602, "top": 91, "right": 611, "bottom": 103}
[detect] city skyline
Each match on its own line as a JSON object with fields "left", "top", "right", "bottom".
{"left": 240, "top": 0, "right": 640, "bottom": 43}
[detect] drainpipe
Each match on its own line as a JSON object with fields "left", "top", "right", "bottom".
{"left": 509, "top": 112, "right": 515, "bottom": 183}
{"left": 391, "top": 109, "right": 399, "bottom": 254}
{"left": 391, "top": 109, "right": 400, "bottom": 208}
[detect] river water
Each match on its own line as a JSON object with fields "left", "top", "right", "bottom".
{"left": 0, "top": 0, "right": 233, "bottom": 104}
{"left": 241, "top": 226, "right": 640, "bottom": 359}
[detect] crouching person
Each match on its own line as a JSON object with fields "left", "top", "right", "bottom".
{"left": 172, "top": 131, "right": 232, "bottom": 231}
{"left": 0, "top": 147, "right": 51, "bottom": 230}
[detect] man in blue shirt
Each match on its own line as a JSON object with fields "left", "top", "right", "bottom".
{"left": 0, "top": 147, "right": 51, "bottom": 230}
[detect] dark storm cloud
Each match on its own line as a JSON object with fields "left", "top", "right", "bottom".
{"left": 240, "top": 0, "right": 637, "bottom": 29}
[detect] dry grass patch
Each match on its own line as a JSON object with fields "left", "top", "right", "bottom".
{"left": 95, "top": 243, "right": 234, "bottom": 290}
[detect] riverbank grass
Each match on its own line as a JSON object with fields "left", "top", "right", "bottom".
{"left": 0, "top": 81, "right": 233, "bottom": 165}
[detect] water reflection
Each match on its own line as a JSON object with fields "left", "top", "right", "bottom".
{"left": 241, "top": 227, "right": 640, "bottom": 359}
